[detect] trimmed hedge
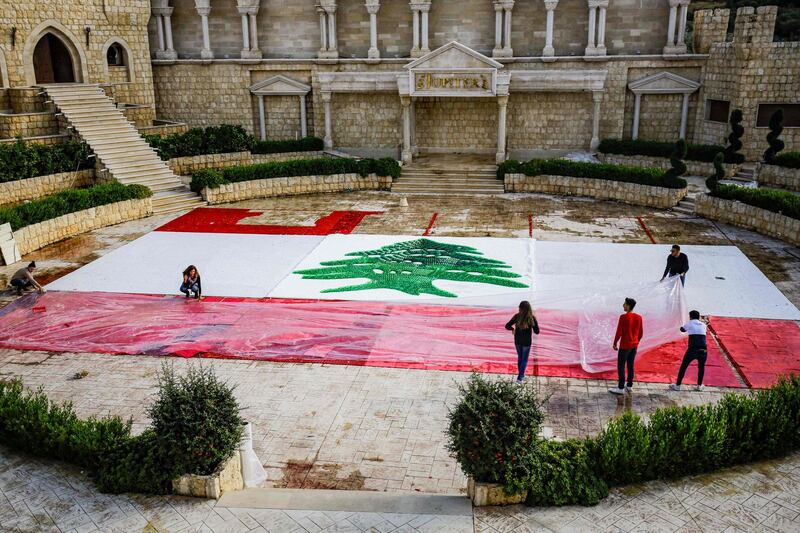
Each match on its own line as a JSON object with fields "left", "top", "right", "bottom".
{"left": 0, "top": 182, "right": 152, "bottom": 231}
{"left": 144, "top": 124, "right": 325, "bottom": 160}
{"left": 191, "top": 157, "right": 401, "bottom": 193}
{"left": 251, "top": 136, "right": 324, "bottom": 154}
{"left": 773, "top": 151, "right": 800, "bottom": 169}
{"left": 448, "top": 374, "right": 800, "bottom": 507}
{"left": 498, "top": 158, "right": 686, "bottom": 189}
{"left": 0, "top": 364, "right": 243, "bottom": 495}
{"left": 598, "top": 139, "right": 744, "bottom": 164}
{"left": 0, "top": 138, "right": 93, "bottom": 183}
{"left": 711, "top": 184, "right": 800, "bottom": 221}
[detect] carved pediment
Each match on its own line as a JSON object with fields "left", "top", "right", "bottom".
{"left": 404, "top": 41, "right": 503, "bottom": 70}
{"left": 249, "top": 75, "right": 311, "bottom": 96}
{"left": 628, "top": 72, "right": 700, "bottom": 95}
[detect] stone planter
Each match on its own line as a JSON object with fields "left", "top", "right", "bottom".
{"left": 172, "top": 451, "right": 244, "bottom": 500}
{"left": 505, "top": 173, "right": 686, "bottom": 209}
{"left": 758, "top": 163, "right": 800, "bottom": 192}
{"left": 696, "top": 194, "right": 800, "bottom": 246}
{"left": 598, "top": 153, "right": 738, "bottom": 178}
{"left": 0, "top": 169, "right": 95, "bottom": 206}
{"left": 167, "top": 150, "right": 325, "bottom": 176}
{"left": 202, "top": 173, "right": 393, "bottom": 204}
{"left": 468, "top": 477, "right": 527, "bottom": 507}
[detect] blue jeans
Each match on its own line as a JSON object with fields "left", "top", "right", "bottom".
{"left": 515, "top": 344, "right": 531, "bottom": 381}
{"left": 180, "top": 282, "right": 199, "bottom": 297}
{"left": 10, "top": 279, "right": 31, "bottom": 290}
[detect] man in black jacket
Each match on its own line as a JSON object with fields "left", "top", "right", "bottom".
{"left": 661, "top": 244, "right": 689, "bottom": 286}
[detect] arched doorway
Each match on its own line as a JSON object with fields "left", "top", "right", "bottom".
{"left": 33, "top": 33, "right": 76, "bottom": 83}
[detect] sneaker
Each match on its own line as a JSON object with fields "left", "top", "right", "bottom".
{"left": 695, "top": 384, "right": 705, "bottom": 392}
{"left": 15, "top": 287, "right": 23, "bottom": 296}
{"left": 625, "top": 386, "right": 633, "bottom": 394}
{"left": 669, "top": 384, "right": 681, "bottom": 391}
{"left": 608, "top": 387, "right": 625, "bottom": 395}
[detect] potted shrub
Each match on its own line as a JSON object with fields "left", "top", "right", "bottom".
{"left": 446, "top": 374, "right": 544, "bottom": 506}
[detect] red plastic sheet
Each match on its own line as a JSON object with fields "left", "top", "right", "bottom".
{"left": 0, "top": 291, "right": 741, "bottom": 386}
{"left": 156, "top": 208, "right": 382, "bottom": 235}
{"left": 709, "top": 317, "right": 800, "bottom": 388}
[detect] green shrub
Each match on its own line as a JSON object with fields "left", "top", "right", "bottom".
{"left": 711, "top": 184, "right": 800, "bottom": 220}
{"left": 707, "top": 152, "right": 725, "bottom": 191}
{"left": 149, "top": 364, "right": 244, "bottom": 477}
{"left": 724, "top": 109, "right": 745, "bottom": 164}
{"left": 597, "top": 139, "right": 735, "bottom": 163}
{"left": 773, "top": 151, "right": 800, "bottom": 169}
{"left": 251, "top": 136, "right": 325, "bottom": 154}
{"left": 763, "top": 109, "right": 785, "bottom": 164}
{"left": 525, "top": 439, "right": 608, "bottom": 507}
{"left": 145, "top": 125, "right": 254, "bottom": 160}
{"left": 664, "top": 139, "right": 688, "bottom": 187}
{"left": 497, "top": 158, "right": 685, "bottom": 189}
{"left": 592, "top": 411, "right": 651, "bottom": 486}
{"left": 190, "top": 157, "right": 401, "bottom": 192}
{"left": 0, "top": 182, "right": 152, "bottom": 231}
{"left": 96, "top": 429, "right": 171, "bottom": 494}
{"left": 446, "top": 374, "right": 544, "bottom": 493}
{"left": 0, "top": 138, "right": 93, "bottom": 183}
{"left": 0, "top": 379, "right": 131, "bottom": 471}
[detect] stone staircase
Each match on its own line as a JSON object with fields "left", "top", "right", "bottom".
{"left": 727, "top": 164, "right": 758, "bottom": 186}
{"left": 41, "top": 84, "right": 205, "bottom": 215}
{"left": 392, "top": 160, "right": 503, "bottom": 195}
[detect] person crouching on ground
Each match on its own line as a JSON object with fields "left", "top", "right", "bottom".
{"left": 670, "top": 310, "right": 708, "bottom": 392}
{"left": 180, "top": 265, "right": 203, "bottom": 300}
{"left": 9, "top": 262, "right": 46, "bottom": 296}
{"left": 661, "top": 244, "right": 689, "bottom": 286}
{"left": 609, "top": 297, "right": 643, "bottom": 395}
{"left": 505, "top": 300, "right": 540, "bottom": 382}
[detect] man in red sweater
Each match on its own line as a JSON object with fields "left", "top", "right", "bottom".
{"left": 609, "top": 297, "right": 644, "bottom": 395}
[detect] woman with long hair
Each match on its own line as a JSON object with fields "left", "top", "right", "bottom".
{"left": 180, "top": 265, "right": 202, "bottom": 300}
{"left": 505, "top": 300, "right": 539, "bottom": 382}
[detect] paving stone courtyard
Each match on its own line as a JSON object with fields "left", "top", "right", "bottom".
{"left": 1, "top": 190, "right": 799, "bottom": 532}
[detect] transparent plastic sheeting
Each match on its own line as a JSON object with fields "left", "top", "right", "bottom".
{"left": 0, "top": 278, "right": 685, "bottom": 374}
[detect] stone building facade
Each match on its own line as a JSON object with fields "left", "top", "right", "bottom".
{"left": 0, "top": 1, "right": 798, "bottom": 164}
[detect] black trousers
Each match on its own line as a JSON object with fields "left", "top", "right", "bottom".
{"left": 676, "top": 349, "right": 707, "bottom": 386}
{"left": 617, "top": 348, "right": 637, "bottom": 389}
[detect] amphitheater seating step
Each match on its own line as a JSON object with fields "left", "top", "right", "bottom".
{"left": 40, "top": 84, "right": 205, "bottom": 215}
{"left": 392, "top": 165, "right": 504, "bottom": 195}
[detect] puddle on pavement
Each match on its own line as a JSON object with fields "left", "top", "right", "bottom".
{"left": 277, "top": 460, "right": 367, "bottom": 490}
{"left": 35, "top": 265, "right": 82, "bottom": 286}
{"left": 28, "top": 234, "right": 99, "bottom": 263}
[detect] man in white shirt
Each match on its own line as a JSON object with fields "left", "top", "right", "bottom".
{"left": 670, "top": 310, "right": 707, "bottom": 391}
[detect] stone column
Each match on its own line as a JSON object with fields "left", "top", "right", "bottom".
{"left": 366, "top": 1, "right": 381, "bottom": 59}
{"left": 663, "top": 0, "right": 688, "bottom": 55}
{"left": 496, "top": 95, "right": 509, "bottom": 164}
{"left": 155, "top": 13, "right": 166, "bottom": 53}
{"left": 239, "top": 12, "right": 250, "bottom": 52}
{"left": 238, "top": 2, "right": 261, "bottom": 60}
{"left": 299, "top": 95, "right": 308, "bottom": 138}
{"left": 164, "top": 10, "right": 176, "bottom": 57}
{"left": 631, "top": 93, "right": 641, "bottom": 140}
{"left": 322, "top": 92, "right": 333, "bottom": 150}
{"left": 665, "top": 1, "right": 678, "bottom": 48}
{"left": 679, "top": 93, "right": 690, "bottom": 139}
{"left": 492, "top": 1, "right": 514, "bottom": 58}
{"left": 590, "top": 91, "right": 602, "bottom": 151}
{"left": 410, "top": 99, "right": 418, "bottom": 156}
{"left": 153, "top": 7, "right": 177, "bottom": 60}
{"left": 327, "top": 6, "right": 339, "bottom": 55}
{"left": 249, "top": 11, "right": 260, "bottom": 55}
{"left": 493, "top": 4, "right": 503, "bottom": 56}
{"left": 503, "top": 5, "right": 513, "bottom": 55}
{"left": 677, "top": 2, "right": 689, "bottom": 48}
{"left": 401, "top": 97, "right": 412, "bottom": 164}
{"left": 318, "top": 3, "right": 339, "bottom": 59}
{"left": 258, "top": 94, "right": 266, "bottom": 141}
{"left": 543, "top": 0, "right": 558, "bottom": 58}
{"left": 420, "top": 4, "right": 430, "bottom": 54}
{"left": 318, "top": 7, "right": 329, "bottom": 52}
{"left": 585, "top": 0, "right": 608, "bottom": 57}
{"left": 411, "top": 6, "right": 420, "bottom": 56}
{"left": 196, "top": 2, "right": 213, "bottom": 60}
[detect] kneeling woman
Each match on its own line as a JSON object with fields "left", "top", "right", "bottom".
{"left": 180, "top": 265, "right": 203, "bottom": 300}
{"left": 505, "top": 301, "right": 540, "bottom": 382}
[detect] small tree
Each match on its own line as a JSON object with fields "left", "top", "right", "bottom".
{"left": 707, "top": 152, "right": 725, "bottom": 192}
{"left": 763, "top": 109, "right": 785, "bottom": 164}
{"left": 665, "top": 139, "right": 688, "bottom": 186}
{"left": 724, "top": 109, "right": 744, "bottom": 163}
{"left": 446, "top": 374, "right": 544, "bottom": 493}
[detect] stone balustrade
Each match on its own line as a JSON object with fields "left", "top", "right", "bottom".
{"left": 202, "top": 173, "right": 392, "bottom": 204}
{"left": 167, "top": 151, "right": 325, "bottom": 176}
{"left": 504, "top": 173, "right": 686, "bottom": 209}
{"left": 12, "top": 198, "right": 153, "bottom": 256}
{"left": 758, "top": 164, "right": 800, "bottom": 192}
{"left": 598, "top": 154, "right": 738, "bottom": 178}
{"left": 695, "top": 194, "right": 800, "bottom": 246}
{"left": 0, "top": 170, "right": 95, "bottom": 206}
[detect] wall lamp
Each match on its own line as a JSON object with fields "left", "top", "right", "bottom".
{"left": 10, "top": 27, "right": 16, "bottom": 49}
{"left": 84, "top": 26, "right": 91, "bottom": 47}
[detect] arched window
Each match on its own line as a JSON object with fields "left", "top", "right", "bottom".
{"left": 107, "top": 43, "right": 125, "bottom": 66}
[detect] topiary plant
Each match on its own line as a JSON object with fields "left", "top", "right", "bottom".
{"left": 665, "top": 139, "right": 688, "bottom": 186}
{"left": 724, "top": 109, "right": 744, "bottom": 163}
{"left": 446, "top": 374, "right": 544, "bottom": 494}
{"left": 763, "top": 109, "right": 785, "bottom": 164}
{"left": 707, "top": 152, "right": 725, "bottom": 192}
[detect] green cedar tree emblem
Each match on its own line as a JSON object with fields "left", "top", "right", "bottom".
{"left": 294, "top": 238, "right": 528, "bottom": 298}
